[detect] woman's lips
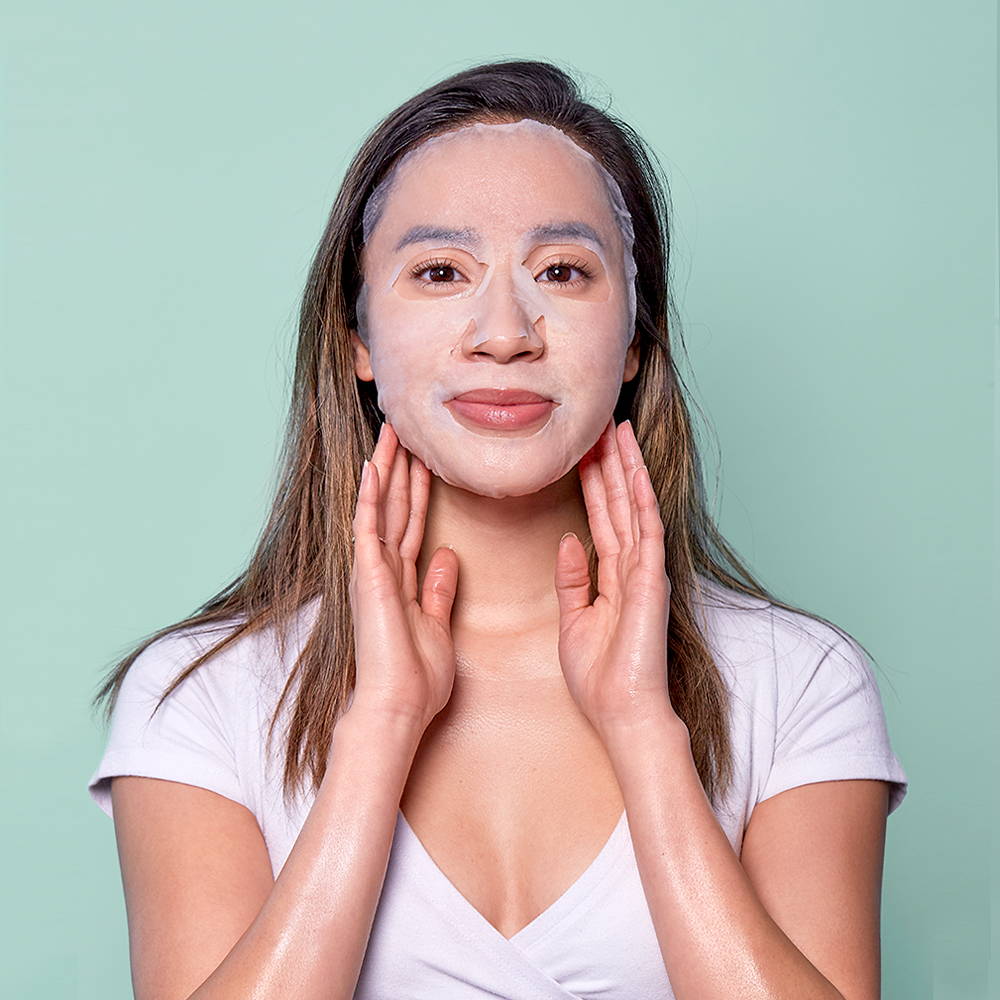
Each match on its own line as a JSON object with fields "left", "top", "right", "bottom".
{"left": 446, "top": 389, "right": 556, "bottom": 431}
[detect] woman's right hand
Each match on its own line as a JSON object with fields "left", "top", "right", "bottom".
{"left": 347, "top": 421, "right": 460, "bottom": 733}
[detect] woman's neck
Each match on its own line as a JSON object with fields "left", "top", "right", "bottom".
{"left": 417, "top": 467, "right": 591, "bottom": 640}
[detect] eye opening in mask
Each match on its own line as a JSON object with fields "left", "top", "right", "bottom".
{"left": 403, "top": 253, "right": 601, "bottom": 294}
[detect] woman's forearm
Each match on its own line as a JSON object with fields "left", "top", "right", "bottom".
{"left": 188, "top": 705, "right": 424, "bottom": 1000}
{"left": 601, "top": 707, "right": 845, "bottom": 1000}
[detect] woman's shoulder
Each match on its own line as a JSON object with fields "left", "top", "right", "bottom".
{"left": 88, "top": 597, "right": 325, "bottom": 821}
{"left": 690, "top": 573, "right": 849, "bottom": 670}
{"left": 689, "top": 573, "right": 882, "bottom": 712}
{"left": 121, "top": 594, "right": 324, "bottom": 710}
{"left": 690, "top": 574, "right": 909, "bottom": 817}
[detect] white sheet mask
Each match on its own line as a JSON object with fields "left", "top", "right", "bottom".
{"left": 353, "top": 118, "right": 641, "bottom": 499}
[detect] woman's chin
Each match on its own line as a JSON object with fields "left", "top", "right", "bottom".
{"left": 391, "top": 423, "right": 587, "bottom": 499}
{"left": 428, "top": 462, "right": 572, "bottom": 500}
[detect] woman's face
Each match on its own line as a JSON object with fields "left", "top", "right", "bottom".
{"left": 351, "top": 119, "right": 639, "bottom": 499}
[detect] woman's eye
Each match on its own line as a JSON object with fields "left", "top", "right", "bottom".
{"left": 536, "top": 259, "right": 595, "bottom": 286}
{"left": 409, "top": 259, "right": 467, "bottom": 286}
{"left": 408, "top": 256, "right": 595, "bottom": 289}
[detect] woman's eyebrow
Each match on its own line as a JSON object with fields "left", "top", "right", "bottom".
{"left": 392, "top": 221, "right": 607, "bottom": 254}
{"left": 393, "top": 225, "right": 480, "bottom": 253}
{"left": 527, "top": 222, "right": 606, "bottom": 251}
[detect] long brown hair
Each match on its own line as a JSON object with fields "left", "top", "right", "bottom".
{"left": 91, "top": 58, "right": 875, "bottom": 810}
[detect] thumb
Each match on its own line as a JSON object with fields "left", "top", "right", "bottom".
{"left": 554, "top": 532, "right": 591, "bottom": 620}
{"left": 420, "top": 545, "right": 459, "bottom": 627}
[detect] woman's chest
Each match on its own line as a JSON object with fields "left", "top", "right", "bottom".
{"left": 398, "top": 667, "right": 626, "bottom": 940}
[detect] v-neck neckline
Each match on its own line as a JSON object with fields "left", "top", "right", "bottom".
{"left": 396, "top": 806, "right": 630, "bottom": 948}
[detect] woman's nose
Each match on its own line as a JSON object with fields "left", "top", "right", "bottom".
{"left": 461, "top": 268, "right": 545, "bottom": 363}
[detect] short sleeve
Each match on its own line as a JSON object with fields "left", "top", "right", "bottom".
{"left": 87, "top": 630, "right": 250, "bottom": 819}
{"left": 759, "top": 628, "right": 909, "bottom": 815}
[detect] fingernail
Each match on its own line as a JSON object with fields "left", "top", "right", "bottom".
{"left": 560, "top": 531, "right": 577, "bottom": 544}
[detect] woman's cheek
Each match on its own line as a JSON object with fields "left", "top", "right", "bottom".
{"left": 367, "top": 336, "right": 416, "bottom": 416}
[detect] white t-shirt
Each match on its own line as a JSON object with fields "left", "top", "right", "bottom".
{"left": 87, "top": 576, "right": 908, "bottom": 999}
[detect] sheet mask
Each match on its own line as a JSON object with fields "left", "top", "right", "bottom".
{"left": 354, "top": 118, "right": 640, "bottom": 499}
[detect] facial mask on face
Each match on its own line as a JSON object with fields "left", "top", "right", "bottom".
{"left": 353, "top": 118, "right": 641, "bottom": 499}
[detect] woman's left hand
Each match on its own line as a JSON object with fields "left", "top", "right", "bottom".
{"left": 555, "top": 419, "right": 681, "bottom": 738}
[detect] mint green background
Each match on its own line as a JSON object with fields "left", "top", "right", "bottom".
{"left": 2, "top": 3, "right": 995, "bottom": 997}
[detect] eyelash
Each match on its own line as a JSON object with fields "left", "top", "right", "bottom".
{"left": 408, "top": 256, "right": 596, "bottom": 288}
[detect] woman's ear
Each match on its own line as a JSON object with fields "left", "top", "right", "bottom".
{"left": 350, "top": 331, "right": 375, "bottom": 382}
{"left": 623, "top": 331, "right": 640, "bottom": 383}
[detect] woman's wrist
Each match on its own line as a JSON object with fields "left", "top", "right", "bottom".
{"left": 596, "top": 699, "right": 689, "bottom": 754}
{"left": 339, "top": 699, "right": 429, "bottom": 746}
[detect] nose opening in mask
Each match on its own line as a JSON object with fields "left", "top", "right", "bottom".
{"left": 467, "top": 265, "right": 546, "bottom": 351}
{"left": 467, "top": 314, "right": 546, "bottom": 356}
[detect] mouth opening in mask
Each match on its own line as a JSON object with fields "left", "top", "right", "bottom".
{"left": 445, "top": 388, "right": 561, "bottom": 433}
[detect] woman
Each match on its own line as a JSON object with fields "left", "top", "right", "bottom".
{"left": 88, "top": 59, "right": 908, "bottom": 999}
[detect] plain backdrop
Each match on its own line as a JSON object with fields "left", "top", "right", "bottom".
{"left": 2, "top": 2, "right": 996, "bottom": 997}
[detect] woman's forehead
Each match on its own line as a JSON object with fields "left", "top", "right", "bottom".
{"left": 398, "top": 119, "right": 606, "bottom": 182}
{"left": 364, "top": 119, "right": 622, "bottom": 248}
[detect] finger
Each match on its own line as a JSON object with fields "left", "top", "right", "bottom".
{"left": 399, "top": 455, "right": 429, "bottom": 603}
{"left": 370, "top": 421, "right": 396, "bottom": 540}
{"left": 579, "top": 442, "right": 617, "bottom": 558}
{"left": 633, "top": 462, "right": 666, "bottom": 575}
{"left": 598, "top": 420, "right": 634, "bottom": 550}
{"left": 382, "top": 437, "right": 411, "bottom": 546}
{"left": 420, "top": 546, "right": 459, "bottom": 627}
{"left": 579, "top": 446, "right": 619, "bottom": 600}
{"left": 617, "top": 421, "right": 642, "bottom": 552}
{"left": 370, "top": 418, "right": 394, "bottom": 471}
{"left": 352, "top": 461, "right": 384, "bottom": 564}
{"left": 617, "top": 417, "right": 643, "bottom": 470}
{"left": 399, "top": 454, "right": 430, "bottom": 563}
{"left": 554, "top": 531, "right": 592, "bottom": 619}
